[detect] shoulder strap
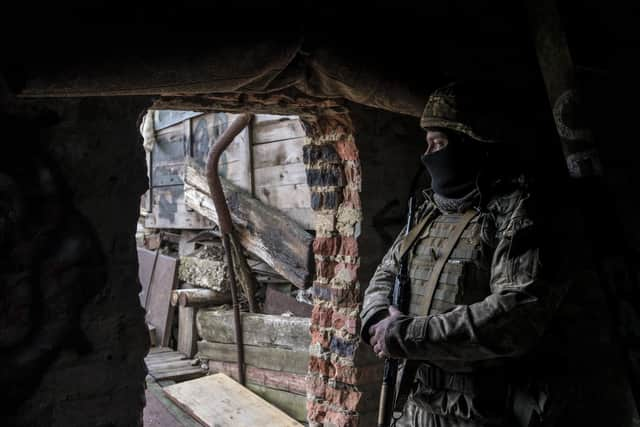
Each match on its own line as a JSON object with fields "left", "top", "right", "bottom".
{"left": 423, "top": 209, "right": 478, "bottom": 314}
{"left": 397, "top": 208, "right": 440, "bottom": 261}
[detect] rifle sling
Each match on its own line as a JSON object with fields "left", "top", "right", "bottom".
{"left": 397, "top": 208, "right": 439, "bottom": 261}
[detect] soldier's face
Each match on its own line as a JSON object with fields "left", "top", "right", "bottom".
{"left": 425, "top": 130, "right": 449, "bottom": 155}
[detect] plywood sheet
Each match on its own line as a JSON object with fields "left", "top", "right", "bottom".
{"left": 163, "top": 373, "right": 302, "bottom": 427}
{"left": 138, "top": 248, "right": 180, "bottom": 347}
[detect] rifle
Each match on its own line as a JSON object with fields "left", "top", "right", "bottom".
{"left": 377, "top": 196, "right": 416, "bottom": 427}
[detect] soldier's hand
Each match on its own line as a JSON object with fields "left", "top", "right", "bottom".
{"left": 368, "top": 306, "right": 402, "bottom": 359}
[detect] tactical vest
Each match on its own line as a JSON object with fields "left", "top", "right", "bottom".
{"left": 408, "top": 211, "right": 492, "bottom": 317}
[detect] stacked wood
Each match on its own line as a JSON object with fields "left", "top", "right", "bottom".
{"left": 145, "top": 347, "right": 207, "bottom": 383}
{"left": 195, "top": 309, "right": 310, "bottom": 422}
{"left": 184, "top": 161, "right": 314, "bottom": 289}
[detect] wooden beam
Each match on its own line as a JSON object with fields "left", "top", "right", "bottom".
{"left": 196, "top": 341, "right": 309, "bottom": 375}
{"left": 207, "top": 361, "right": 307, "bottom": 395}
{"left": 184, "top": 161, "right": 313, "bottom": 288}
{"left": 196, "top": 310, "right": 310, "bottom": 351}
{"left": 178, "top": 306, "right": 198, "bottom": 358}
{"left": 171, "top": 288, "right": 231, "bottom": 308}
{"left": 525, "top": 0, "right": 603, "bottom": 178}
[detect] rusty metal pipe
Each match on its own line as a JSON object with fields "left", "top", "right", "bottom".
{"left": 205, "top": 113, "right": 252, "bottom": 385}
{"left": 205, "top": 113, "right": 252, "bottom": 233}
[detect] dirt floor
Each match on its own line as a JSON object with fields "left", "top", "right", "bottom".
{"left": 144, "top": 388, "right": 185, "bottom": 427}
{"left": 144, "top": 378, "right": 201, "bottom": 427}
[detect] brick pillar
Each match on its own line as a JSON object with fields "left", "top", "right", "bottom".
{"left": 303, "top": 115, "right": 382, "bottom": 427}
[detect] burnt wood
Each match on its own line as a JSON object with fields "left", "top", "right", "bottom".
{"left": 184, "top": 161, "right": 313, "bottom": 288}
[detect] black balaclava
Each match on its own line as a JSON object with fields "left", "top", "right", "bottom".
{"left": 421, "top": 132, "right": 486, "bottom": 198}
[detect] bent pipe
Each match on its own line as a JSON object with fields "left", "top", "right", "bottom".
{"left": 205, "top": 112, "right": 253, "bottom": 385}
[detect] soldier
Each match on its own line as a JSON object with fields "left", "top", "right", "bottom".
{"left": 361, "top": 82, "right": 572, "bottom": 426}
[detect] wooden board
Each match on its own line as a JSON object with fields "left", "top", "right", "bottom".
{"left": 145, "top": 376, "right": 203, "bottom": 427}
{"left": 163, "top": 373, "right": 302, "bottom": 427}
{"left": 145, "top": 347, "right": 207, "bottom": 383}
{"left": 148, "top": 346, "right": 175, "bottom": 355}
{"left": 252, "top": 137, "right": 305, "bottom": 169}
{"left": 281, "top": 208, "right": 314, "bottom": 230}
{"left": 207, "top": 361, "right": 307, "bottom": 395}
{"left": 189, "top": 112, "right": 227, "bottom": 169}
{"left": 252, "top": 117, "right": 306, "bottom": 145}
{"left": 178, "top": 306, "right": 198, "bottom": 358}
{"left": 154, "top": 110, "right": 202, "bottom": 131}
{"left": 246, "top": 383, "right": 307, "bottom": 422}
{"left": 144, "top": 185, "right": 213, "bottom": 230}
{"left": 196, "top": 310, "right": 310, "bottom": 351}
{"left": 263, "top": 285, "right": 313, "bottom": 318}
{"left": 253, "top": 114, "right": 299, "bottom": 124}
{"left": 196, "top": 341, "right": 309, "bottom": 375}
{"left": 138, "top": 248, "right": 180, "bottom": 347}
{"left": 184, "top": 161, "right": 313, "bottom": 288}
{"left": 254, "top": 162, "right": 307, "bottom": 188}
{"left": 255, "top": 183, "right": 311, "bottom": 209}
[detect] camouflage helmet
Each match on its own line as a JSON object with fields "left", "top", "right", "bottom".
{"left": 420, "top": 82, "right": 499, "bottom": 143}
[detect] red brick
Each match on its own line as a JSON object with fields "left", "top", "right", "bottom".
{"left": 334, "top": 364, "right": 358, "bottom": 385}
{"left": 313, "top": 236, "right": 359, "bottom": 258}
{"left": 338, "top": 236, "right": 359, "bottom": 258}
{"left": 331, "top": 286, "right": 361, "bottom": 308}
{"left": 308, "top": 356, "right": 336, "bottom": 378}
{"left": 308, "top": 374, "right": 328, "bottom": 398}
{"left": 307, "top": 400, "right": 327, "bottom": 423}
{"left": 316, "top": 258, "right": 337, "bottom": 278}
{"left": 325, "top": 386, "right": 363, "bottom": 413}
{"left": 310, "top": 327, "right": 332, "bottom": 348}
{"left": 331, "top": 311, "right": 359, "bottom": 335}
{"left": 325, "top": 410, "right": 359, "bottom": 427}
{"left": 313, "top": 236, "right": 340, "bottom": 256}
{"left": 336, "top": 136, "right": 359, "bottom": 161}
{"left": 311, "top": 305, "right": 334, "bottom": 328}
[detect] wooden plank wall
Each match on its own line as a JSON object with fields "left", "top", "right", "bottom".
{"left": 145, "top": 112, "right": 313, "bottom": 231}
{"left": 145, "top": 117, "right": 214, "bottom": 230}
{"left": 251, "top": 114, "right": 313, "bottom": 230}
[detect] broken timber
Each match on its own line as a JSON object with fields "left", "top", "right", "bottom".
{"left": 184, "top": 160, "right": 314, "bottom": 288}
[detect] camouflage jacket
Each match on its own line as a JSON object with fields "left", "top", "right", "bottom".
{"left": 360, "top": 186, "right": 570, "bottom": 373}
